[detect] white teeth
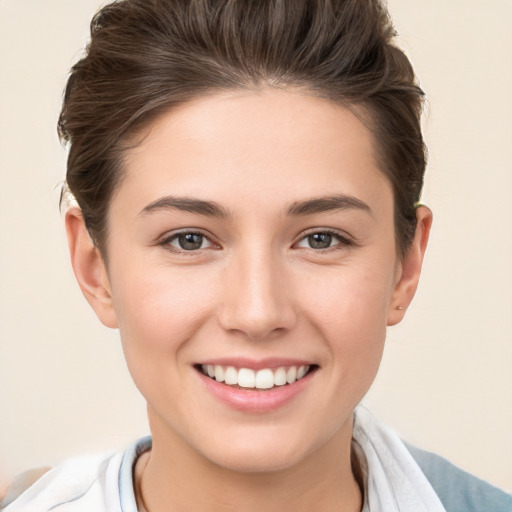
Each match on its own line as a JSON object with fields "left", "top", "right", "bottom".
{"left": 255, "top": 369, "right": 274, "bottom": 389}
{"left": 201, "top": 364, "right": 312, "bottom": 389}
{"left": 238, "top": 368, "right": 255, "bottom": 388}
{"left": 224, "top": 366, "right": 238, "bottom": 385}
{"left": 214, "top": 366, "right": 225, "bottom": 383}
{"left": 286, "top": 366, "right": 297, "bottom": 384}
{"left": 297, "top": 365, "right": 308, "bottom": 379}
{"left": 274, "top": 367, "right": 287, "bottom": 386}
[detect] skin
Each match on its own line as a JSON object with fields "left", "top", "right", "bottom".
{"left": 66, "top": 89, "right": 432, "bottom": 512}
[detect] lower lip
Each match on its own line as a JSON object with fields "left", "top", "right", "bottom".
{"left": 196, "top": 369, "right": 315, "bottom": 413}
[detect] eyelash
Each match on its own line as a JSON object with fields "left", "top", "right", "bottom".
{"left": 158, "top": 230, "right": 217, "bottom": 253}
{"left": 294, "top": 229, "right": 353, "bottom": 251}
{"left": 158, "top": 229, "right": 353, "bottom": 254}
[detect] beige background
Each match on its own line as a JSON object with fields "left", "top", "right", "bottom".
{"left": 1, "top": 0, "right": 511, "bottom": 491}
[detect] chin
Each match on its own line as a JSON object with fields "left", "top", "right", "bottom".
{"left": 196, "top": 425, "right": 330, "bottom": 475}
{"left": 207, "top": 444, "right": 307, "bottom": 474}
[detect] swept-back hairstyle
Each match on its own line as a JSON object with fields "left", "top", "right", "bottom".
{"left": 59, "top": 0, "right": 426, "bottom": 256}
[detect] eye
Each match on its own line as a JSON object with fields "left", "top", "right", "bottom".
{"left": 295, "top": 230, "right": 350, "bottom": 250}
{"left": 164, "top": 232, "right": 213, "bottom": 251}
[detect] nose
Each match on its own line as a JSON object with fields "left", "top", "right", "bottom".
{"left": 217, "top": 246, "right": 297, "bottom": 341}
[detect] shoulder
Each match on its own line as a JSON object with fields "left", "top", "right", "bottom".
{"left": 405, "top": 442, "right": 512, "bottom": 512}
{"left": 1, "top": 451, "right": 124, "bottom": 512}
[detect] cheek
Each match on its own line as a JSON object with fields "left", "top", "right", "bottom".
{"left": 108, "top": 265, "right": 221, "bottom": 412}
{"left": 109, "top": 263, "right": 217, "bottom": 367}
{"left": 299, "top": 260, "right": 394, "bottom": 368}
{"left": 301, "top": 258, "right": 394, "bottom": 327}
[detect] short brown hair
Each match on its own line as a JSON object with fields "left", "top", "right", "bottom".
{"left": 59, "top": 0, "right": 426, "bottom": 256}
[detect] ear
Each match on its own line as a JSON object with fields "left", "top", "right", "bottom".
{"left": 387, "top": 205, "right": 433, "bottom": 326}
{"left": 65, "top": 208, "right": 118, "bottom": 328}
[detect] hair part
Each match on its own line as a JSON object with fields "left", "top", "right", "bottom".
{"left": 59, "top": 0, "right": 426, "bottom": 257}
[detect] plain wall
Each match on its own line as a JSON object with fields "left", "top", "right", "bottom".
{"left": 1, "top": 0, "right": 511, "bottom": 491}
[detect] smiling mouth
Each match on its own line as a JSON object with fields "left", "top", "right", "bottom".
{"left": 196, "top": 364, "right": 317, "bottom": 390}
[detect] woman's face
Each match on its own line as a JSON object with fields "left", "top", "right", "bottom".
{"left": 75, "top": 89, "right": 425, "bottom": 473}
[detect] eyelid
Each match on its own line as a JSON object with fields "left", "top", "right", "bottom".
{"left": 158, "top": 228, "right": 220, "bottom": 252}
{"left": 293, "top": 228, "right": 355, "bottom": 249}
{"left": 156, "top": 227, "right": 354, "bottom": 253}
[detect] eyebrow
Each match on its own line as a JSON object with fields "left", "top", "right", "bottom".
{"left": 285, "top": 195, "right": 372, "bottom": 216}
{"left": 139, "top": 196, "right": 230, "bottom": 218}
{"left": 139, "top": 193, "right": 371, "bottom": 218}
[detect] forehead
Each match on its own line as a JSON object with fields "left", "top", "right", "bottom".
{"left": 117, "top": 89, "right": 392, "bottom": 217}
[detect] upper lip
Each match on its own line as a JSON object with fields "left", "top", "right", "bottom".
{"left": 195, "top": 358, "right": 317, "bottom": 371}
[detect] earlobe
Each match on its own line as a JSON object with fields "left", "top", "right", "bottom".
{"left": 65, "top": 208, "right": 118, "bottom": 328}
{"left": 387, "top": 205, "right": 433, "bottom": 326}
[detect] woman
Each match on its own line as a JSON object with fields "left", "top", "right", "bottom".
{"left": 2, "top": 1, "right": 510, "bottom": 511}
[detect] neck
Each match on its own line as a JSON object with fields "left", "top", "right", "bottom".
{"left": 136, "top": 415, "right": 362, "bottom": 512}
